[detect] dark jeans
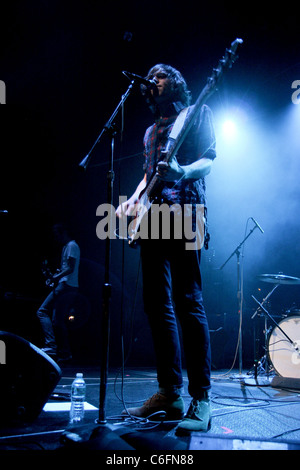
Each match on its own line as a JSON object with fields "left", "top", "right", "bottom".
{"left": 140, "top": 238, "right": 211, "bottom": 399}
{"left": 37, "top": 282, "right": 78, "bottom": 355}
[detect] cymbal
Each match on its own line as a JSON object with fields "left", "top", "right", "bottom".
{"left": 257, "top": 274, "right": 300, "bottom": 285}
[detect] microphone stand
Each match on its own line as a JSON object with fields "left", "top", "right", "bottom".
{"left": 219, "top": 223, "right": 259, "bottom": 377}
{"left": 78, "top": 79, "right": 137, "bottom": 424}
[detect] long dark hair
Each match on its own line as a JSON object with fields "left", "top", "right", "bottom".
{"left": 146, "top": 64, "right": 191, "bottom": 106}
{"left": 141, "top": 64, "right": 191, "bottom": 116}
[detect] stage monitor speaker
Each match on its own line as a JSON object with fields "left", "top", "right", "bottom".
{"left": 0, "top": 331, "right": 61, "bottom": 423}
{"left": 271, "top": 375, "right": 300, "bottom": 391}
{"left": 189, "top": 435, "right": 300, "bottom": 450}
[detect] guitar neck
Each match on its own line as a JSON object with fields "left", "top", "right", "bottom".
{"left": 145, "top": 84, "right": 211, "bottom": 199}
{"left": 166, "top": 84, "right": 213, "bottom": 163}
{"left": 144, "top": 38, "right": 243, "bottom": 201}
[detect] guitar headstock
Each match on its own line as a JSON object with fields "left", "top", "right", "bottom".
{"left": 207, "top": 38, "right": 243, "bottom": 88}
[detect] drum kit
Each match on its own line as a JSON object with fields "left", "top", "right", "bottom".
{"left": 251, "top": 273, "right": 300, "bottom": 380}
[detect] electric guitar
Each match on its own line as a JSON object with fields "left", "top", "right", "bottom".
{"left": 127, "top": 38, "right": 243, "bottom": 246}
{"left": 41, "top": 260, "right": 60, "bottom": 288}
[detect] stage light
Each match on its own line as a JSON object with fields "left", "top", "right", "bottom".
{"left": 216, "top": 101, "right": 252, "bottom": 145}
{"left": 222, "top": 119, "right": 237, "bottom": 139}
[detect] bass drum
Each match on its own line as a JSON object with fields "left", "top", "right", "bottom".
{"left": 268, "top": 315, "right": 300, "bottom": 378}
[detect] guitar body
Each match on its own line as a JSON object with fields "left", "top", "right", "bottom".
{"left": 41, "top": 260, "right": 59, "bottom": 288}
{"left": 128, "top": 190, "right": 153, "bottom": 245}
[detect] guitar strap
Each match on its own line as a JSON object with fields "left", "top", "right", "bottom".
{"left": 159, "top": 106, "right": 190, "bottom": 162}
{"left": 169, "top": 106, "right": 189, "bottom": 141}
{"left": 169, "top": 105, "right": 211, "bottom": 250}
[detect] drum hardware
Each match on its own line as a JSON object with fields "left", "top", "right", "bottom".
{"left": 249, "top": 277, "right": 281, "bottom": 384}
{"left": 252, "top": 273, "right": 300, "bottom": 321}
{"left": 251, "top": 284, "right": 279, "bottom": 320}
{"left": 250, "top": 296, "right": 300, "bottom": 380}
{"left": 257, "top": 273, "right": 300, "bottom": 285}
{"left": 245, "top": 273, "right": 300, "bottom": 386}
{"left": 268, "top": 316, "right": 300, "bottom": 379}
{"left": 285, "top": 304, "right": 300, "bottom": 316}
{"left": 247, "top": 302, "right": 274, "bottom": 386}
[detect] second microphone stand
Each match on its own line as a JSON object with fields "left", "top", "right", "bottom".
{"left": 219, "top": 221, "right": 260, "bottom": 377}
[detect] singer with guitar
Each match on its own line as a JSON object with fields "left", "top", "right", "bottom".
{"left": 116, "top": 64, "right": 216, "bottom": 433}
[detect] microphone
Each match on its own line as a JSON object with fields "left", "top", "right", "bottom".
{"left": 122, "top": 71, "right": 157, "bottom": 89}
{"left": 251, "top": 217, "right": 264, "bottom": 234}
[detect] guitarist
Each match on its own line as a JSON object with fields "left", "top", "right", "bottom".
{"left": 37, "top": 223, "right": 80, "bottom": 363}
{"left": 116, "top": 64, "right": 216, "bottom": 433}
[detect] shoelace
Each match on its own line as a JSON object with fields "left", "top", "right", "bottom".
{"left": 186, "top": 399, "right": 206, "bottom": 421}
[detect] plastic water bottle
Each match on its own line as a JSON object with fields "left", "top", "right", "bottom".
{"left": 70, "top": 373, "right": 86, "bottom": 423}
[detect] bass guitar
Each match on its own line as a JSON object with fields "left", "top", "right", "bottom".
{"left": 127, "top": 38, "right": 243, "bottom": 246}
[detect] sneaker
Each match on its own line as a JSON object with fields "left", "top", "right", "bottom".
{"left": 176, "top": 397, "right": 211, "bottom": 434}
{"left": 122, "top": 392, "right": 185, "bottom": 420}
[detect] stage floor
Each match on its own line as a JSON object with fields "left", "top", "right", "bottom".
{"left": 1, "top": 365, "right": 300, "bottom": 451}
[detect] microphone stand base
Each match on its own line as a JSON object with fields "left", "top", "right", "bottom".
{"left": 230, "top": 372, "right": 250, "bottom": 381}
{"left": 95, "top": 419, "right": 108, "bottom": 425}
{"left": 242, "top": 377, "right": 272, "bottom": 387}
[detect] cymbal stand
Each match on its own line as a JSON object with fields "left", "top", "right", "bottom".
{"left": 251, "top": 295, "right": 297, "bottom": 350}
{"left": 250, "top": 284, "right": 279, "bottom": 381}
{"left": 251, "top": 310, "right": 273, "bottom": 384}
{"left": 251, "top": 284, "right": 279, "bottom": 320}
{"left": 245, "top": 294, "right": 300, "bottom": 386}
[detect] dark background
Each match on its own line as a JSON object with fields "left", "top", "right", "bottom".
{"left": 0, "top": 0, "right": 299, "bottom": 369}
